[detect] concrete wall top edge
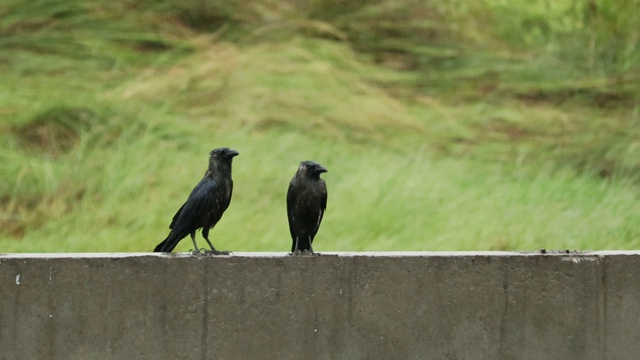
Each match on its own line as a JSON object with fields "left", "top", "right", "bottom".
{"left": 1, "top": 250, "right": 639, "bottom": 259}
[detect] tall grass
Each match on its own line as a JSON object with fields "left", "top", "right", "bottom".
{"left": 0, "top": 0, "right": 638, "bottom": 252}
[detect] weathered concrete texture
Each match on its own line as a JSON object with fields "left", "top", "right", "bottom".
{"left": 1, "top": 252, "right": 640, "bottom": 359}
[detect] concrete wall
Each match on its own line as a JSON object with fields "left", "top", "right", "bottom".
{"left": 1, "top": 252, "right": 640, "bottom": 359}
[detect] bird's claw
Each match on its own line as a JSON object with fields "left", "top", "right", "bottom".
{"left": 289, "top": 250, "right": 320, "bottom": 257}
{"left": 190, "top": 248, "right": 208, "bottom": 255}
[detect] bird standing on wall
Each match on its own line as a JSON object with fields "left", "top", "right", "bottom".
{"left": 154, "top": 147, "right": 239, "bottom": 254}
{"left": 287, "top": 161, "right": 327, "bottom": 256}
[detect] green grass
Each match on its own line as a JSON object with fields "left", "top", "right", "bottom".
{"left": 1, "top": 0, "right": 639, "bottom": 252}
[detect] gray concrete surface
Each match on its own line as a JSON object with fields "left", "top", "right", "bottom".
{"left": 1, "top": 251, "right": 640, "bottom": 359}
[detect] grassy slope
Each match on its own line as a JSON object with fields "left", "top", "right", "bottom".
{"left": 0, "top": 0, "right": 638, "bottom": 252}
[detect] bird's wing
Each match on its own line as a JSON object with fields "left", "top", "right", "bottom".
{"left": 311, "top": 180, "right": 328, "bottom": 235}
{"left": 286, "top": 181, "right": 296, "bottom": 217}
{"left": 186, "top": 178, "right": 218, "bottom": 215}
{"left": 286, "top": 180, "right": 301, "bottom": 237}
{"left": 320, "top": 179, "right": 327, "bottom": 212}
{"left": 169, "top": 203, "right": 185, "bottom": 229}
{"left": 170, "top": 178, "right": 217, "bottom": 234}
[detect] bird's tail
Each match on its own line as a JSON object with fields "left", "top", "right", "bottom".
{"left": 153, "top": 240, "right": 167, "bottom": 252}
{"left": 153, "top": 233, "right": 179, "bottom": 252}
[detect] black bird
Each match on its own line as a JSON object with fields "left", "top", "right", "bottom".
{"left": 287, "top": 161, "right": 327, "bottom": 255}
{"left": 154, "top": 147, "right": 239, "bottom": 254}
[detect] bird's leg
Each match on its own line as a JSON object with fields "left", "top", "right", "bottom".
{"left": 308, "top": 241, "right": 319, "bottom": 256}
{"left": 290, "top": 237, "right": 300, "bottom": 256}
{"left": 302, "top": 241, "right": 319, "bottom": 256}
{"left": 202, "top": 227, "right": 229, "bottom": 256}
{"left": 190, "top": 232, "right": 201, "bottom": 255}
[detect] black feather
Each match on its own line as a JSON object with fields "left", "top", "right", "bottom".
{"left": 154, "top": 148, "right": 239, "bottom": 253}
{"left": 286, "top": 161, "right": 327, "bottom": 255}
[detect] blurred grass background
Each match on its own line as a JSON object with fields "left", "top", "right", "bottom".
{"left": 0, "top": 0, "right": 638, "bottom": 252}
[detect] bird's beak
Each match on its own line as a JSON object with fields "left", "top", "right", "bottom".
{"left": 316, "top": 165, "right": 328, "bottom": 173}
{"left": 225, "top": 149, "right": 240, "bottom": 159}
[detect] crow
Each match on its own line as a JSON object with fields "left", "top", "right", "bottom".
{"left": 287, "top": 161, "right": 327, "bottom": 255}
{"left": 154, "top": 147, "right": 239, "bottom": 254}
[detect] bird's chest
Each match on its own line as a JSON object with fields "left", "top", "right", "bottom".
{"left": 294, "top": 189, "right": 321, "bottom": 211}
{"left": 206, "top": 180, "right": 232, "bottom": 210}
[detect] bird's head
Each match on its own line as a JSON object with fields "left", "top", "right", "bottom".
{"left": 210, "top": 147, "right": 239, "bottom": 163}
{"left": 298, "top": 160, "right": 327, "bottom": 178}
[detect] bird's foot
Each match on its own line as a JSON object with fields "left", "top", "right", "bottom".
{"left": 190, "top": 248, "right": 208, "bottom": 255}
{"left": 204, "top": 249, "right": 231, "bottom": 256}
{"left": 289, "top": 250, "right": 320, "bottom": 257}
